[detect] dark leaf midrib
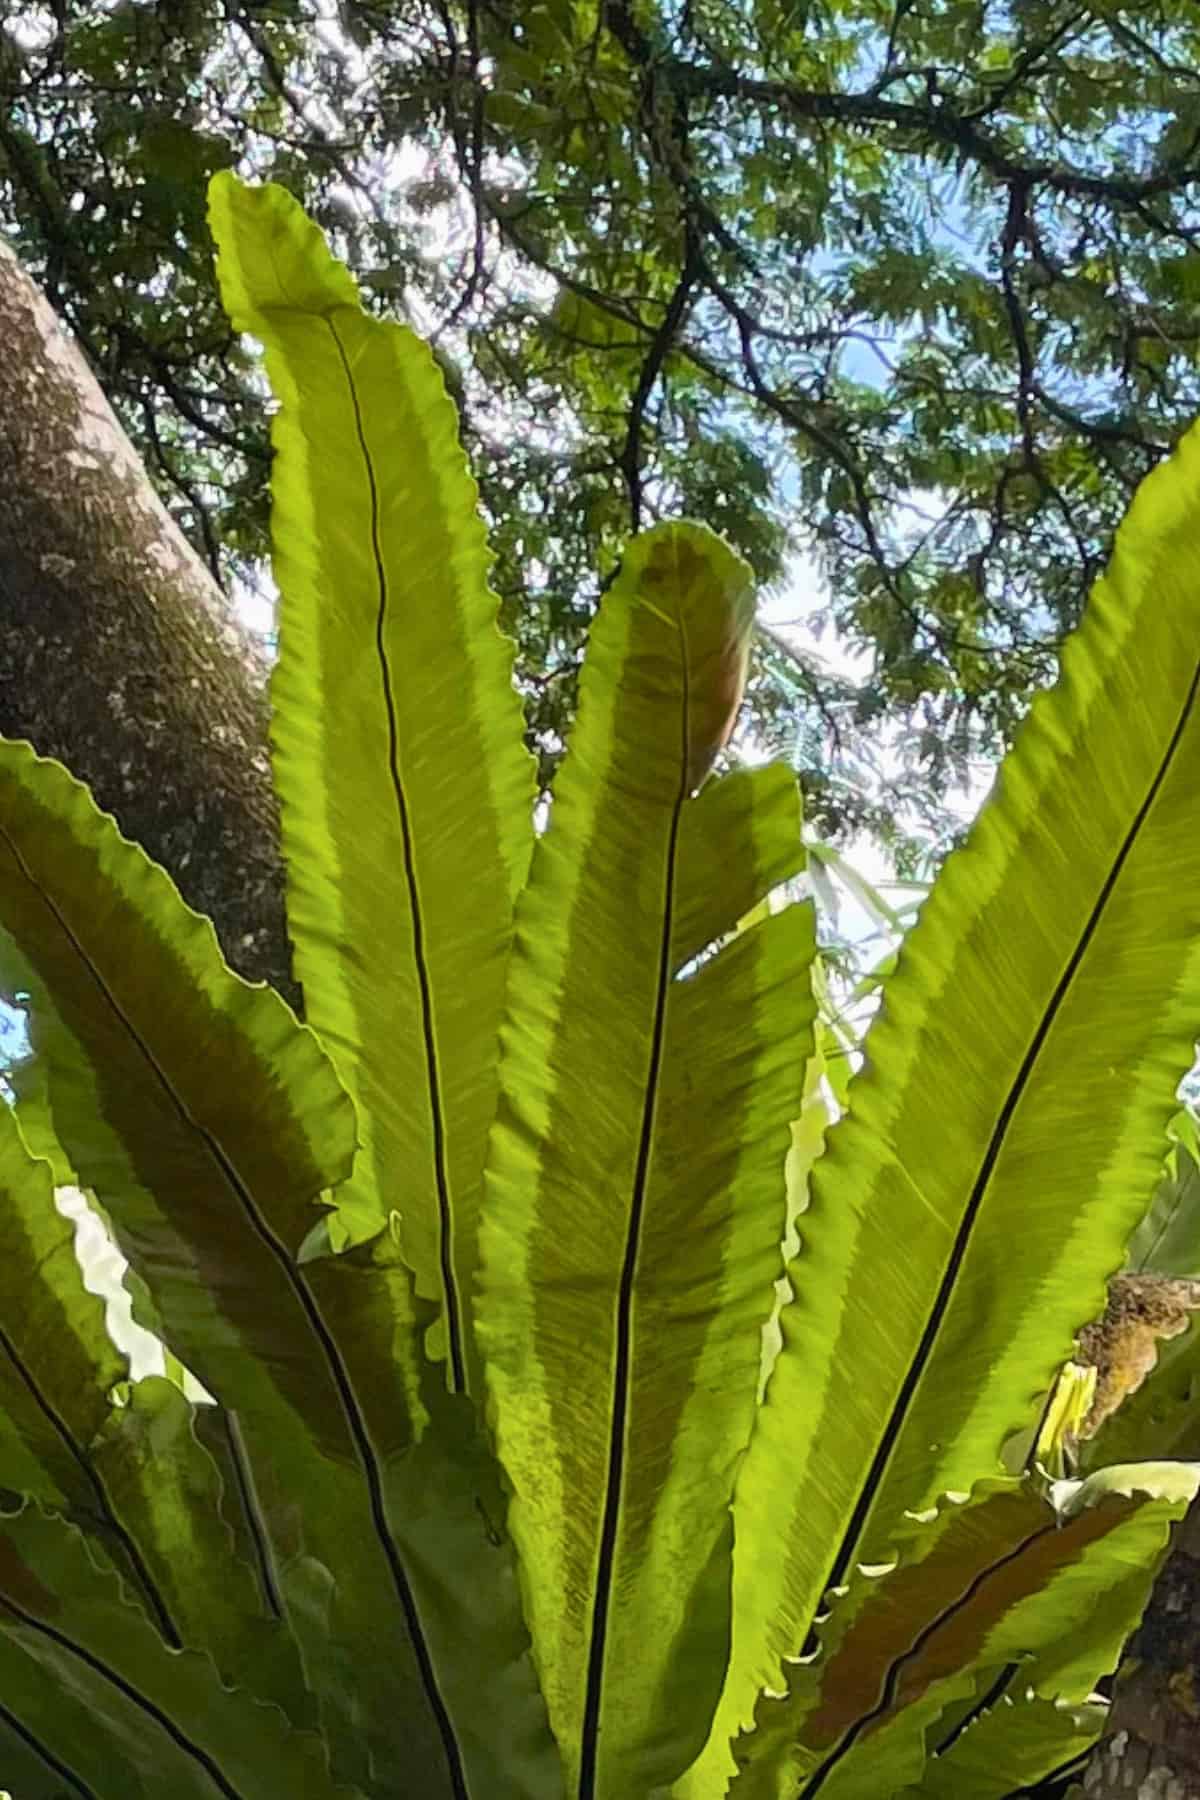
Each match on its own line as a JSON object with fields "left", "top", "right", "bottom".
{"left": 0, "top": 1690, "right": 98, "bottom": 1798}
{"left": 0, "top": 1588, "right": 247, "bottom": 1799}
{"left": 219, "top": 1408, "right": 283, "bottom": 1621}
{"left": 578, "top": 606, "right": 692, "bottom": 1799}
{"left": 799, "top": 1525, "right": 1051, "bottom": 1796}
{"left": 932, "top": 1660, "right": 1019, "bottom": 1757}
{"left": 0, "top": 1312, "right": 182, "bottom": 1648}
{"left": 326, "top": 317, "right": 467, "bottom": 1397}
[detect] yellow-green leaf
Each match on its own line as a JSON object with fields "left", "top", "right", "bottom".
{"left": 478, "top": 524, "right": 815, "bottom": 1798}
{"left": 208, "top": 172, "right": 535, "bottom": 1394}
{"left": 695, "top": 411, "right": 1200, "bottom": 1789}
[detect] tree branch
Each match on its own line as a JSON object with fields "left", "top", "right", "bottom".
{"left": 653, "top": 58, "right": 1200, "bottom": 207}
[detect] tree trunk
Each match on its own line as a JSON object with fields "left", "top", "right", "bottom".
{"left": 0, "top": 236, "right": 295, "bottom": 1007}
{"left": 1081, "top": 1501, "right": 1200, "bottom": 1796}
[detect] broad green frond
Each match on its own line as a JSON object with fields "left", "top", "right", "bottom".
{"left": 0, "top": 1102, "right": 121, "bottom": 1513}
{"left": 478, "top": 523, "right": 815, "bottom": 1798}
{"left": 92, "top": 1379, "right": 314, "bottom": 1721}
{"left": 727, "top": 1471, "right": 1191, "bottom": 1799}
{"left": 898, "top": 1695, "right": 1104, "bottom": 1800}
{"left": 209, "top": 171, "right": 535, "bottom": 1393}
{"left": 0, "top": 1501, "right": 360, "bottom": 1800}
{"left": 0, "top": 736, "right": 557, "bottom": 1795}
{"left": 698, "top": 415, "right": 1200, "bottom": 1786}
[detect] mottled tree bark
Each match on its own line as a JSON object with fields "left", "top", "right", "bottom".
{"left": 0, "top": 236, "right": 296, "bottom": 1007}
{"left": 1082, "top": 1502, "right": 1200, "bottom": 1797}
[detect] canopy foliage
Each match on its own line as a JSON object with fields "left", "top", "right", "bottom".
{"left": 3, "top": 0, "right": 1200, "bottom": 855}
